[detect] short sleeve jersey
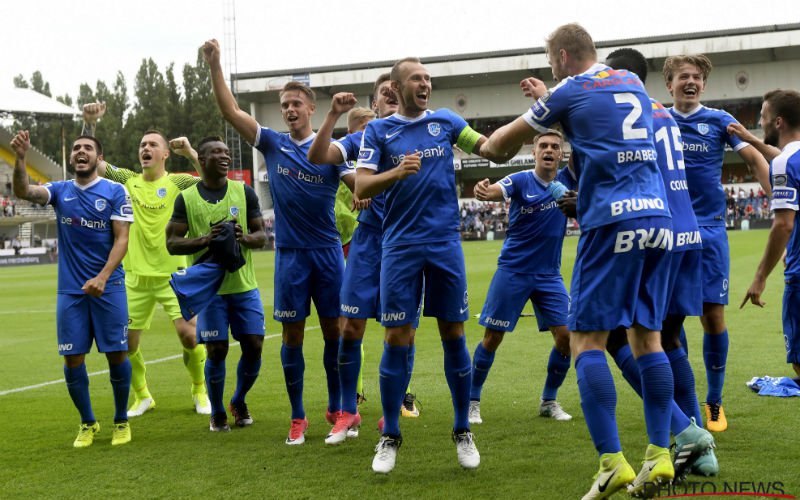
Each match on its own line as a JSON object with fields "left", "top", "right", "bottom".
{"left": 522, "top": 63, "right": 670, "bottom": 231}
{"left": 497, "top": 166, "right": 578, "bottom": 274}
{"left": 358, "top": 109, "right": 470, "bottom": 247}
{"left": 668, "top": 105, "right": 749, "bottom": 226}
{"left": 44, "top": 177, "right": 134, "bottom": 293}
{"left": 335, "top": 130, "right": 384, "bottom": 229}
{"left": 254, "top": 128, "right": 353, "bottom": 248}
{"left": 770, "top": 141, "right": 800, "bottom": 281}
{"left": 651, "top": 99, "right": 702, "bottom": 251}
{"left": 104, "top": 166, "right": 199, "bottom": 276}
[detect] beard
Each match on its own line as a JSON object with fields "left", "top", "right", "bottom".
{"left": 764, "top": 128, "right": 779, "bottom": 147}
{"left": 74, "top": 163, "right": 98, "bottom": 178}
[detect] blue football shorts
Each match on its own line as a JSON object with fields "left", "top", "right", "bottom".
{"left": 196, "top": 289, "right": 265, "bottom": 343}
{"left": 274, "top": 247, "right": 345, "bottom": 322}
{"left": 782, "top": 281, "right": 800, "bottom": 365}
{"left": 568, "top": 216, "right": 672, "bottom": 332}
{"left": 56, "top": 291, "right": 129, "bottom": 355}
{"left": 665, "top": 249, "right": 703, "bottom": 318}
{"left": 479, "top": 268, "right": 569, "bottom": 332}
{"left": 698, "top": 225, "right": 730, "bottom": 305}
{"left": 340, "top": 224, "right": 382, "bottom": 320}
{"left": 380, "top": 239, "right": 468, "bottom": 327}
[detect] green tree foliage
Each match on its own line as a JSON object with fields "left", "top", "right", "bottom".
{"left": 9, "top": 53, "right": 232, "bottom": 177}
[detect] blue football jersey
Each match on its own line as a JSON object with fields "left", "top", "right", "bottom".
{"left": 45, "top": 177, "right": 133, "bottom": 293}
{"left": 651, "top": 99, "right": 702, "bottom": 252}
{"left": 770, "top": 141, "right": 800, "bottom": 281}
{"left": 523, "top": 63, "right": 670, "bottom": 231}
{"left": 334, "top": 130, "right": 384, "bottom": 229}
{"left": 498, "top": 167, "right": 577, "bottom": 274}
{"left": 357, "top": 109, "right": 467, "bottom": 247}
{"left": 255, "top": 127, "right": 353, "bottom": 248}
{"left": 668, "top": 105, "right": 749, "bottom": 226}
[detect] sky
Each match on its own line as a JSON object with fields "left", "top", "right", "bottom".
{"left": 3, "top": 0, "right": 799, "bottom": 103}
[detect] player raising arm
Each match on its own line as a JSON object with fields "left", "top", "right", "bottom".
{"left": 12, "top": 130, "right": 134, "bottom": 448}
{"left": 204, "top": 38, "right": 355, "bottom": 444}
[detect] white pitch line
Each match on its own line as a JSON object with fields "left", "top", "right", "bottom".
{"left": 0, "top": 309, "right": 55, "bottom": 315}
{"left": 0, "top": 327, "right": 318, "bottom": 397}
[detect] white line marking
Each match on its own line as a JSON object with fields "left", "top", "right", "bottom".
{"left": 0, "top": 309, "right": 55, "bottom": 315}
{"left": 0, "top": 327, "right": 316, "bottom": 397}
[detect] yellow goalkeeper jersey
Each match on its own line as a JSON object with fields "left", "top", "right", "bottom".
{"left": 105, "top": 165, "right": 199, "bottom": 276}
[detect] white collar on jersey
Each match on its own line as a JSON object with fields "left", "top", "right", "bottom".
{"left": 669, "top": 104, "right": 704, "bottom": 119}
{"left": 72, "top": 176, "right": 103, "bottom": 191}
{"left": 531, "top": 169, "right": 557, "bottom": 188}
{"left": 390, "top": 109, "right": 432, "bottom": 122}
{"left": 291, "top": 132, "right": 316, "bottom": 146}
{"left": 580, "top": 62, "right": 608, "bottom": 76}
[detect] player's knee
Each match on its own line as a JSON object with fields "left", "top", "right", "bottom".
{"left": 701, "top": 304, "right": 726, "bottom": 333}
{"left": 63, "top": 354, "right": 86, "bottom": 368}
{"left": 240, "top": 335, "right": 263, "bottom": 357}
{"left": 605, "top": 327, "right": 628, "bottom": 357}
{"left": 282, "top": 322, "right": 305, "bottom": 346}
{"left": 205, "top": 341, "right": 229, "bottom": 361}
{"left": 482, "top": 330, "right": 504, "bottom": 351}
{"left": 105, "top": 351, "right": 127, "bottom": 365}
{"left": 793, "top": 363, "right": 800, "bottom": 377}
{"left": 341, "top": 319, "right": 366, "bottom": 340}
{"left": 551, "top": 327, "right": 570, "bottom": 355}
{"left": 437, "top": 320, "right": 464, "bottom": 340}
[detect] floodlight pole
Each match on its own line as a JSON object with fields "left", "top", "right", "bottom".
{"left": 61, "top": 120, "right": 67, "bottom": 180}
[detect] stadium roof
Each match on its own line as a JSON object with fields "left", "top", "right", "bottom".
{"left": 233, "top": 22, "right": 800, "bottom": 79}
{"left": 0, "top": 126, "right": 63, "bottom": 183}
{"left": 0, "top": 87, "right": 78, "bottom": 117}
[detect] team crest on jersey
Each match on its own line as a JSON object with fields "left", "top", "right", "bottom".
{"left": 95, "top": 199, "right": 107, "bottom": 211}
{"left": 428, "top": 123, "right": 441, "bottom": 137}
{"left": 697, "top": 123, "right": 709, "bottom": 135}
{"left": 774, "top": 174, "right": 788, "bottom": 187}
{"left": 230, "top": 206, "right": 240, "bottom": 217}
{"left": 157, "top": 187, "right": 167, "bottom": 198}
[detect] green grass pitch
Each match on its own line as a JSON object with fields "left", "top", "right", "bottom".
{"left": 0, "top": 230, "right": 796, "bottom": 499}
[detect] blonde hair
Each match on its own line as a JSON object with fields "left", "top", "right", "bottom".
{"left": 280, "top": 81, "right": 316, "bottom": 103}
{"left": 545, "top": 23, "right": 596, "bottom": 62}
{"left": 390, "top": 57, "right": 422, "bottom": 82}
{"left": 662, "top": 55, "right": 713, "bottom": 83}
{"left": 533, "top": 129, "right": 564, "bottom": 147}
{"left": 347, "top": 107, "right": 376, "bottom": 133}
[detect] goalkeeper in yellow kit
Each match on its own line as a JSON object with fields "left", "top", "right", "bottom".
{"left": 82, "top": 103, "right": 210, "bottom": 416}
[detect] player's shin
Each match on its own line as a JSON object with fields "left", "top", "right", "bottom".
{"left": 575, "top": 350, "right": 621, "bottom": 454}
{"left": 379, "top": 342, "right": 409, "bottom": 436}
{"left": 442, "top": 336, "right": 472, "bottom": 431}
{"left": 108, "top": 358, "right": 132, "bottom": 422}
{"left": 64, "top": 362, "right": 96, "bottom": 423}
{"left": 339, "top": 338, "right": 363, "bottom": 414}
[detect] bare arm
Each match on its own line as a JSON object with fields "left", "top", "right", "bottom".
{"left": 307, "top": 93, "right": 356, "bottom": 165}
{"left": 82, "top": 220, "right": 129, "bottom": 297}
{"left": 80, "top": 103, "right": 110, "bottom": 177}
{"left": 202, "top": 39, "right": 258, "bottom": 145}
{"left": 355, "top": 153, "right": 420, "bottom": 199}
{"left": 166, "top": 220, "right": 219, "bottom": 255}
{"left": 169, "top": 137, "right": 202, "bottom": 173}
{"left": 473, "top": 178, "right": 504, "bottom": 201}
{"left": 10, "top": 131, "right": 50, "bottom": 205}
{"left": 237, "top": 217, "right": 267, "bottom": 249}
{"left": 727, "top": 122, "right": 782, "bottom": 162}
{"left": 738, "top": 145, "right": 772, "bottom": 197}
{"left": 741, "top": 208, "right": 795, "bottom": 308}
{"left": 341, "top": 172, "right": 356, "bottom": 192}
{"left": 478, "top": 116, "right": 536, "bottom": 163}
